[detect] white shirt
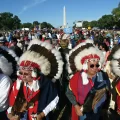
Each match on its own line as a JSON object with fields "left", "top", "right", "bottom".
{"left": 43, "top": 95, "right": 59, "bottom": 116}
{"left": 0, "top": 74, "right": 12, "bottom": 112}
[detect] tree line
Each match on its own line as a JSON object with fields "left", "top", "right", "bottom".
{"left": 82, "top": 2, "right": 120, "bottom": 29}
{"left": 0, "top": 12, "right": 54, "bottom": 31}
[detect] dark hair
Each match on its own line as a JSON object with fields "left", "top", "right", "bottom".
{"left": 11, "top": 37, "right": 18, "bottom": 43}
{"left": 39, "top": 35, "right": 42, "bottom": 40}
{"left": 99, "top": 43, "right": 109, "bottom": 52}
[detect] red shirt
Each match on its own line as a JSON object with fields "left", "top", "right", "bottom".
{"left": 69, "top": 72, "right": 93, "bottom": 120}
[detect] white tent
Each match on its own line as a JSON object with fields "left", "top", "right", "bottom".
{"left": 21, "top": 28, "right": 29, "bottom": 31}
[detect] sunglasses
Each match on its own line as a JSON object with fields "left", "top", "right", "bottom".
{"left": 90, "top": 64, "right": 100, "bottom": 68}
{"left": 19, "top": 71, "right": 30, "bottom": 76}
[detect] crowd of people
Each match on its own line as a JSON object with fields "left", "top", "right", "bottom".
{"left": 0, "top": 28, "right": 120, "bottom": 120}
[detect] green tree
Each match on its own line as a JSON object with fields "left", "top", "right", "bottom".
{"left": 13, "top": 15, "right": 21, "bottom": 29}
{"left": 112, "top": 8, "right": 120, "bottom": 22}
{"left": 90, "top": 20, "right": 98, "bottom": 28}
{"left": 22, "top": 22, "right": 33, "bottom": 29}
{"left": 41, "top": 22, "right": 48, "bottom": 28}
{"left": 112, "top": 3, "right": 120, "bottom": 28}
{"left": 33, "top": 21, "right": 39, "bottom": 26}
{"left": 41, "top": 22, "right": 54, "bottom": 29}
{"left": 47, "top": 23, "right": 54, "bottom": 29}
{"left": 98, "top": 14, "right": 115, "bottom": 29}
{"left": 82, "top": 21, "right": 90, "bottom": 28}
{"left": 0, "top": 12, "right": 21, "bottom": 31}
{"left": 118, "top": 2, "right": 120, "bottom": 8}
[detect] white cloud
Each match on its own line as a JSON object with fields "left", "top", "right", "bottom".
{"left": 19, "top": 0, "right": 47, "bottom": 14}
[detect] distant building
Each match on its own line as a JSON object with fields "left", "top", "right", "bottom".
{"left": 75, "top": 21, "right": 83, "bottom": 28}
{"left": 21, "top": 28, "right": 29, "bottom": 31}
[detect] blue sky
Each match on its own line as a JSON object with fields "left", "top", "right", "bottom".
{"left": 0, "top": 0, "right": 120, "bottom": 27}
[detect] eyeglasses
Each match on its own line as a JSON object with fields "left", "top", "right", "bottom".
{"left": 90, "top": 64, "right": 100, "bottom": 68}
{"left": 19, "top": 71, "right": 30, "bottom": 76}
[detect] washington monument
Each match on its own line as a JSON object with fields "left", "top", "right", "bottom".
{"left": 63, "top": 6, "right": 67, "bottom": 28}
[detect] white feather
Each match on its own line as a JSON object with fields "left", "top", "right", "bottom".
{"left": 19, "top": 51, "right": 51, "bottom": 75}
{"left": 74, "top": 46, "right": 104, "bottom": 71}
{"left": 51, "top": 48, "right": 57, "bottom": 54}
{"left": 16, "top": 79, "right": 22, "bottom": 90}
{"left": 41, "top": 42, "right": 48, "bottom": 47}
{"left": 45, "top": 44, "right": 52, "bottom": 50}
{"left": 27, "top": 39, "right": 42, "bottom": 49}
{"left": 0, "top": 56, "right": 13, "bottom": 76}
{"left": 111, "top": 60, "right": 120, "bottom": 77}
{"left": 1, "top": 47, "right": 19, "bottom": 62}
{"left": 21, "top": 41, "right": 64, "bottom": 80}
{"left": 113, "top": 49, "right": 120, "bottom": 59}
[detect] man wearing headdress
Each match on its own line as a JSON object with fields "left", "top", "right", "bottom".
{"left": 7, "top": 40, "right": 63, "bottom": 120}
{"left": 66, "top": 41, "right": 110, "bottom": 120}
